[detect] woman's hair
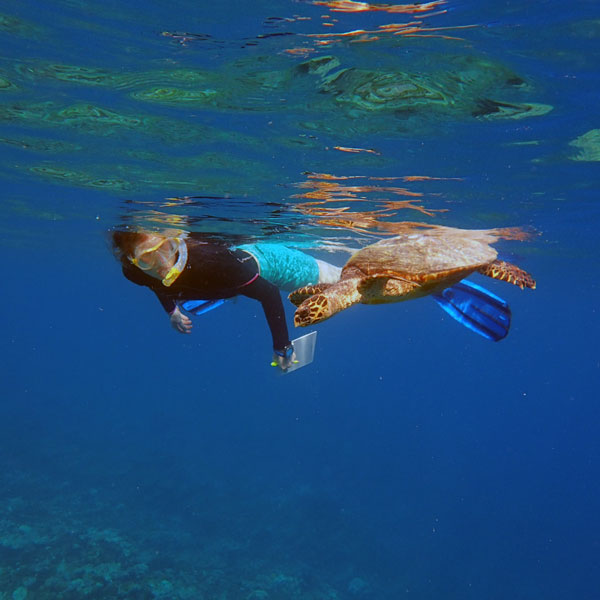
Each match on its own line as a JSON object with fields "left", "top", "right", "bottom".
{"left": 110, "top": 230, "right": 147, "bottom": 262}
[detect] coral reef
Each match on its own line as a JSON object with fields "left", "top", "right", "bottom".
{"left": 0, "top": 466, "right": 380, "bottom": 599}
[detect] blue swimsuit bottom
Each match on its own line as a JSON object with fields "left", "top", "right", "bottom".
{"left": 235, "top": 243, "right": 320, "bottom": 291}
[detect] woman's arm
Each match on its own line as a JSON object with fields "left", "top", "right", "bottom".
{"left": 242, "top": 276, "right": 291, "bottom": 352}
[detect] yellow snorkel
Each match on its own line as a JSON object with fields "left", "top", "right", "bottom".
{"left": 161, "top": 237, "right": 188, "bottom": 287}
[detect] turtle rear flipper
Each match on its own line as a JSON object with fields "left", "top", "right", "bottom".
{"left": 289, "top": 283, "right": 332, "bottom": 307}
{"left": 478, "top": 260, "right": 536, "bottom": 289}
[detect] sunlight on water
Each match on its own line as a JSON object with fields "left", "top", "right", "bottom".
{"left": 1, "top": 0, "right": 562, "bottom": 230}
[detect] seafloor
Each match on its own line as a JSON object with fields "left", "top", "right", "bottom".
{"left": 0, "top": 459, "right": 380, "bottom": 600}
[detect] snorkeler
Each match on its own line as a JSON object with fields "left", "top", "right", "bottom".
{"left": 111, "top": 229, "right": 341, "bottom": 370}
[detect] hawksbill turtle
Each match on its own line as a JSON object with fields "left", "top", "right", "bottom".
{"left": 289, "top": 225, "right": 536, "bottom": 327}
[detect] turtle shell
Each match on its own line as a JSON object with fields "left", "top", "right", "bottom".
{"left": 344, "top": 228, "right": 498, "bottom": 284}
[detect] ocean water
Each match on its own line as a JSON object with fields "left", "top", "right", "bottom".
{"left": 1, "top": 1, "right": 599, "bottom": 598}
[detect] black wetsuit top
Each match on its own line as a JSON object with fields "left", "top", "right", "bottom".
{"left": 121, "top": 237, "right": 290, "bottom": 351}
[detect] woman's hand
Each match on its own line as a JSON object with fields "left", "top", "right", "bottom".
{"left": 271, "top": 344, "right": 296, "bottom": 371}
{"left": 170, "top": 306, "right": 193, "bottom": 334}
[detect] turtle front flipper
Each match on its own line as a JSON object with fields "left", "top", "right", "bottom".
{"left": 288, "top": 283, "right": 332, "bottom": 307}
{"left": 293, "top": 279, "right": 361, "bottom": 327}
{"left": 478, "top": 260, "right": 536, "bottom": 289}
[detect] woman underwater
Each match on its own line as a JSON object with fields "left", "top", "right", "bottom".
{"left": 111, "top": 229, "right": 340, "bottom": 370}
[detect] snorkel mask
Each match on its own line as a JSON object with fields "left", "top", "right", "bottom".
{"left": 130, "top": 233, "right": 188, "bottom": 287}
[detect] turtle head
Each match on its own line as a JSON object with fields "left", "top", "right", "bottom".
{"left": 294, "top": 277, "right": 362, "bottom": 326}
{"left": 294, "top": 294, "right": 333, "bottom": 327}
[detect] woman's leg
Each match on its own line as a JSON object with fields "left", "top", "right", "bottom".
{"left": 235, "top": 244, "right": 340, "bottom": 291}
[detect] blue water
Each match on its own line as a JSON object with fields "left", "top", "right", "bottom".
{"left": 2, "top": 1, "right": 599, "bottom": 598}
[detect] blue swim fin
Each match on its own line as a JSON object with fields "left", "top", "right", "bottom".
{"left": 179, "top": 299, "right": 226, "bottom": 316}
{"left": 432, "top": 280, "right": 511, "bottom": 342}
